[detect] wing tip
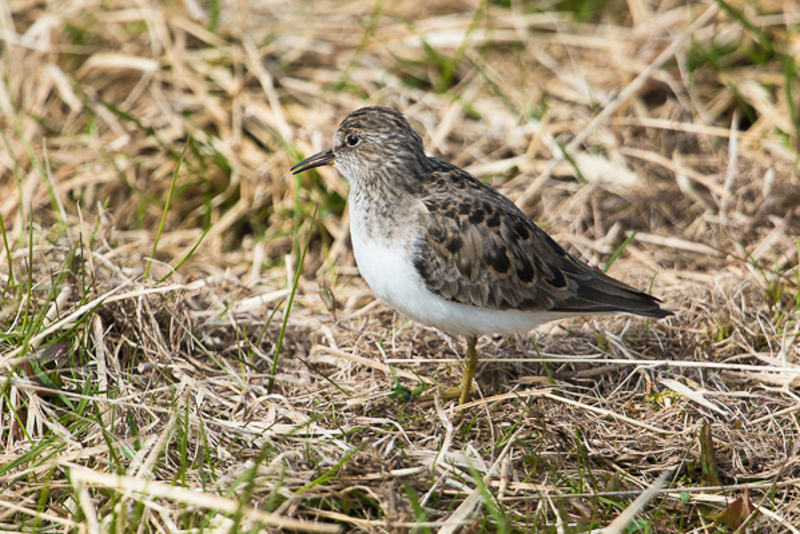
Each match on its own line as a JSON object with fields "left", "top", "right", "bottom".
{"left": 551, "top": 286, "right": 674, "bottom": 319}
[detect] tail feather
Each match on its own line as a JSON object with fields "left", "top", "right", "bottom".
{"left": 551, "top": 267, "right": 673, "bottom": 319}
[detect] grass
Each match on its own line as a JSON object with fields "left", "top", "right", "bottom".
{"left": 0, "top": 0, "right": 799, "bottom": 532}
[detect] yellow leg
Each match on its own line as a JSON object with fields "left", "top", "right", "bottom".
{"left": 412, "top": 335, "right": 480, "bottom": 403}
{"left": 458, "top": 335, "right": 479, "bottom": 405}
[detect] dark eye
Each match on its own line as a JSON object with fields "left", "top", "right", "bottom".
{"left": 346, "top": 134, "right": 360, "bottom": 147}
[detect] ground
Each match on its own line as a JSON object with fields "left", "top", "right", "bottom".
{"left": 0, "top": 0, "right": 799, "bottom": 532}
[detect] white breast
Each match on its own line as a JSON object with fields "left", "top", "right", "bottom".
{"left": 349, "top": 214, "right": 560, "bottom": 337}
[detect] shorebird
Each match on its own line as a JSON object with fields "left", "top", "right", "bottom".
{"left": 292, "top": 107, "right": 671, "bottom": 404}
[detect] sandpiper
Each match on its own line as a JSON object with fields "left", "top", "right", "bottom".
{"left": 292, "top": 106, "right": 671, "bottom": 405}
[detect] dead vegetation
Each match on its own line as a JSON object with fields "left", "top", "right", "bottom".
{"left": 0, "top": 0, "right": 799, "bottom": 531}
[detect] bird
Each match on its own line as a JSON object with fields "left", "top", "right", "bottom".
{"left": 292, "top": 106, "right": 672, "bottom": 405}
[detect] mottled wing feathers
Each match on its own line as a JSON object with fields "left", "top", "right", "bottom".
{"left": 412, "top": 160, "right": 671, "bottom": 319}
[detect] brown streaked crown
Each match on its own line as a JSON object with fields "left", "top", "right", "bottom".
{"left": 330, "top": 107, "right": 431, "bottom": 192}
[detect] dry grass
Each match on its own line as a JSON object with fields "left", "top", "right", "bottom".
{"left": 1, "top": 0, "right": 799, "bottom": 531}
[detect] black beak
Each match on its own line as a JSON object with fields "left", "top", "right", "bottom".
{"left": 291, "top": 148, "right": 335, "bottom": 174}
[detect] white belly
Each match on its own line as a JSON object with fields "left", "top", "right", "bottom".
{"left": 350, "top": 221, "right": 559, "bottom": 337}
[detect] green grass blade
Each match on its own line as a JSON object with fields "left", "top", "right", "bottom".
{"left": 267, "top": 205, "right": 318, "bottom": 394}
{"left": 604, "top": 231, "right": 636, "bottom": 273}
{"left": 0, "top": 210, "right": 14, "bottom": 293}
{"left": 159, "top": 223, "right": 212, "bottom": 283}
{"left": 144, "top": 139, "right": 189, "bottom": 279}
{"left": 295, "top": 441, "right": 368, "bottom": 495}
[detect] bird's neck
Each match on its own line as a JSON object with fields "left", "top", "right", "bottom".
{"left": 348, "top": 173, "right": 422, "bottom": 243}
